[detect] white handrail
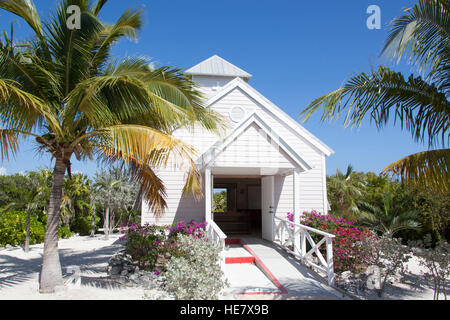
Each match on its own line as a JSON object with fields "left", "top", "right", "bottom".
{"left": 274, "top": 216, "right": 335, "bottom": 238}
{"left": 206, "top": 218, "right": 227, "bottom": 248}
{"left": 205, "top": 218, "right": 227, "bottom": 269}
{"left": 273, "top": 216, "right": 335, "bottom": 286}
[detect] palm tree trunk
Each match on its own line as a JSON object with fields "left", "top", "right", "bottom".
{"left": 105, "top": 206, "right": 110, "bottom": 240}
{"left": 90, "top": 205, "right": 96, "bottom": 237}
{"left": 39, "top": 158, "right": 65, "bottom": 293}
{"left": 25, "top": 209, "right": 30, "bottom": 253}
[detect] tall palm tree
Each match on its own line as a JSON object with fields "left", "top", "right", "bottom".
{"left": 327, "top": 165, "right": 365, "bottom": 219}
{"left": 0, "top": 0, "right": 223, "bottom": 293}
{"left": 301, "top": 0, "right": 449, "bottom": 192}
{"left": 357, "top": 192, "right": 421, "bottom": 237}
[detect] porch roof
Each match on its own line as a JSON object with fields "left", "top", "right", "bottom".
{"left": 196, "top": 112, "right": 313, "bottom": 173}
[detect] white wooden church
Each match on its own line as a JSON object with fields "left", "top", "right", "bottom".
{"left": 142, "top": 55, "right": 333, "bottom": 241}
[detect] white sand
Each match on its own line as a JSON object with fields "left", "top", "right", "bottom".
{"left": 0, "top": 234, "right": 146, "bottom": 300}
{"left": 338, "top": 254, "right": 447, "bottom": 300}
{"left": 0, "top": 234, "right": 446, "bottom": 300}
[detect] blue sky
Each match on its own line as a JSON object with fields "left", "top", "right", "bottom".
{"left": 0, "top": 0, "right": 426, "bottom": 177}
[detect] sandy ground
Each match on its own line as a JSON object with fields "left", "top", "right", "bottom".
{"left": 0, "top": 234, "right": 446, "bottom": 300}
{"left": 336, "top": 255, "right": 448, "bottom": 300}
{"left": 0, "top": 234, "right": 147, "bottom": 300}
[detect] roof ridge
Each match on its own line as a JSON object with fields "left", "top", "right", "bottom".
{"left": 185, "top": 55, "right": 252, "bottom": 79}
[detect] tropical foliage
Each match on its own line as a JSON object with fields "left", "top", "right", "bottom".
{"left": 301, "top": 0, "right": 449, "bottom": 193}
{"left": 0, "top": 0, "right": 223, "bottom": 293}
{"left": 0, "top": 167, "right": 140, "bottom": 243}
{"left": 327, "top": 166, "right": 449, "bottom": 242}
{"left": 213, "top": 190, "right": 227, "bottom": 212}
{"left": 93, "top": 166, "right": 138, "bottom": 239}
{"left": 357, "top": 192, "right": 421, "bottom": 237}
{"left": 326, "top": 165, "right": 365, "bottom": 220}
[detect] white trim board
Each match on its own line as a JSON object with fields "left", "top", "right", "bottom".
{"left": 205, "top": 77, "right": 334, "bottom": 157}
{"left": 197, "top": 112, "right": 313, "bottom": 172}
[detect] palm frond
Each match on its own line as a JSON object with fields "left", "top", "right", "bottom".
{"left": 127, "top": 161, "right": 167, "bottom": 217}
{"left": 382, "top": 0, "right": 450, "bottom": 92}
{"left": 86, "top": 8, "right": 143, "bottom": 73}
{"left": 0, "top": 128, "right": 19, "bottom": 160}
{"left": 88, "top": 125, "right": 203, "bottom": 214}
{"left": 91, "top": 0, "right": 108, "bottom": 16}
{"left": 0, "top": 78, "right": 61, "bottom": 135}
{"left": 43, "top": 1, "right": 104, "bottom": 98}
{"left": 0, "top": 0, "right": 43, "bottom": 39}
{"left": 381, "top": 148, "right": 450, "bottom": 193}
{"left": 66, "top": 58, "right": 225, "bottom": 134}
{"left": 301, "top": 66, "right": 449, "bottom": 147}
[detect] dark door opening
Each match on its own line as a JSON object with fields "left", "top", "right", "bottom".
{"left": 213, "top": 178, "right": 261, "bottom": 235}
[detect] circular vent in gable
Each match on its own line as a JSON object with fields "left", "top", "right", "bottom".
{"left": 229, "top": 106, "right": 246, "bottom": 123}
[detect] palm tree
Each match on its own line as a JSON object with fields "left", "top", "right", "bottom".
{"left": 93, "top": 167, "right": 136, "bottom": 239}
{"left": 327, "top": 165, "right": 365, "bottom": 220}
{"left": 357, "top": 193, "right": 421, "bottom": 237}
{"left": 0, "top": 0, "right": 223, "bottom": 293}
{"left": 301, "top": 0, "right": 449, "bottom": 192}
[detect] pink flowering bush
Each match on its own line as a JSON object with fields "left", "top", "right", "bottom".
{"left": 168, "top": 220, "right": 207, "bottom": 242}
{"left": 287, "top": 210, "right": 373, "bottom": 273}
{"left": 119, "top": 223, "right": 167, "bottom": 270}
{"left": 119, "top": 220, "right": 208, "bottom": 272}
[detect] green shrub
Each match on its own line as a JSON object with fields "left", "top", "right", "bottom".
{"left": 165, "top": 234, "right": 228, "bottom": 300}
{"left": 71, "top": 214, "right": 100, "bottom": 235}
{"left": 58, "top": 225, "right": 74, "bottom": 239}
{"left": 0, "top": 210, "right": 45, "bottom": 246}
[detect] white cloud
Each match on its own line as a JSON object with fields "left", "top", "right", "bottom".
{"left": 0, "top": 167, "right": 7, "bottom": 175}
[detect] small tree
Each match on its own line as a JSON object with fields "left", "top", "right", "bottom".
{"left": 359, "top": 234, "right": 412, "bottom": 297}
{"left": 410, "top": 235, "right": 449, "bottom": 300}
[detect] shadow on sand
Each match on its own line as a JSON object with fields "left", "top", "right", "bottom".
{"left": 0, "top": 236, "right": 126, "bottom": 291}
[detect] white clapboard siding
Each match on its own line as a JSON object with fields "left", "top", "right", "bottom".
{"left": 141, "top": 169, "right": 205, "bottom": 226}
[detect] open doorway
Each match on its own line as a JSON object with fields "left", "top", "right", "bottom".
{"left": 213, "top": 178, "right": 261, "bottom": 235}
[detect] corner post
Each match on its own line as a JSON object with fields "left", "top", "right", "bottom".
{"left": 293, "top": 168, "right": 301, "bottom": 255}
{"left": 205, "top": 167, "right": 212, "bottom": 222}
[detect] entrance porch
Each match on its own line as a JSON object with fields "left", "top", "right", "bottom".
{"left": 204, "top": 166, "right": 303, "bottom": 242}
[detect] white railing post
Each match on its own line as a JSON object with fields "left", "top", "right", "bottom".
{"left": 326, "top": 237, "right": 335, "bottom": 286}
{"left": 300, "top": 228, "right": 306, "bottom": 258}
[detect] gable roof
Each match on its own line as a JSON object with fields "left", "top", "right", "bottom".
{"left": 197, "top": 112, "right": 313, "bottom": 172}
{"left": 185, "top": 55, "right": 252, "bottom": 80}
{"left": 205, "top": 77, "right": 334, "bottom": 157}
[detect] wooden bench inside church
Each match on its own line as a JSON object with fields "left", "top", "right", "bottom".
{"left": 213, "top": 211, "right": 252, "bottom": 234}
